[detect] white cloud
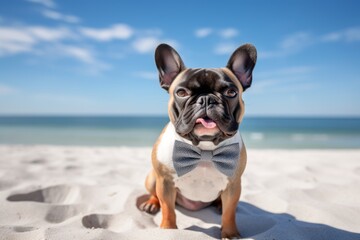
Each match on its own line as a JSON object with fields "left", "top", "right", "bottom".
{"left": 344, "top": 27, "right": 360, "bottom": 41}
{"left": 321, "top": 27, "right": 360, "bottom": 42}
{"left": 321, "top": 32, "right": 342, "bottom": 42}
{"left": 132, "top": 37, "right": 178, "bottom": 54}
{"left": 251, "top": 77, "right": 317, "bottom": 94}
{"left": 260, "top": 32, "right": 314, "bottom": 59}
{"left": 256, "top": 66, "right": 314, "bottom": 79}
{"left": 27, "top": 0, "right": 55, "bottom": 8}
{"left": 0, "top": 27, "right": 35, "bottom": 43}
{"left": 0, "top": 25, "right": 108, "bottom": 72}
{"left": 214, "top": 42, "right": 237, "bottom": 55}
{"left": 42, "top": 10, "right": 80, "bottom": 23}
{"left": 0, "top": 20, "right": 178, "bottom": 72}
{"left": 0, "top": 84, "right": 16, "bottom": 95}
{"left": 80, "top": 24, "right": 133, "bottom": 41}
{"left": 195, "top": 28, "right": 213, "bottom": 38}
{"left": 132, "top": 37, "right": 159, "bottom": 53}
{"left": 218, "top": 28, "right": 238, "bottom": 39}
{"left": 261, "top": 27, "right": 360, "bottom": 59}
{"left": 54, "top": 45, "right": 111, "bottom": 74}
{"left": 199, "top": 27, "right": 239, "bottom": 54}
{"left": 0, "top": 41, "right": 33, "bottom": 55}
{"left": 0, "top": 26, "right": 74, "bottom": 56}
{"left": 195, "top": 27, "right": 239, "bottom": 39}
{"left": 0, "top": 27, "right": 35, "bottom": 55}
{"left": 280, "top": 32, "right": 313, "bottom": 51}
{"left": 28, "top": 26, "right": 74, "bottom": 41}
{"left": 257, "top": 50, "right": 282, "bottom": 59}
{"left": 135, "top": 71, "right": 158, "bottom": 80}
{"left": 277, "top": 66, "right": 314, "bottom": 75}
{"left": 59, "top": 45, "right": 95, "bottom": 64}
{"left": 251, "top": 66, "right": 317, "bottom": 94}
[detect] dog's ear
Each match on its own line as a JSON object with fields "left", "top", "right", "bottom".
{"left": 155, "top": 44, "right": 185, "bottom": 91}
{"left": 226, "top": 44, "right": 257, "bottom": 91}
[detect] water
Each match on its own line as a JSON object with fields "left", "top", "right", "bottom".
{"left": 0, "top": 116, "right": 360, "bottom": 148}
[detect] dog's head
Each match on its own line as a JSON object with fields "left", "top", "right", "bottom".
{"left": 155, "top": 44, "right": 257, "bottom": 145}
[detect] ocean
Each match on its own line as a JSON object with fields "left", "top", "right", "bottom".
{"left": 0, "top": 116, "right": 360, "bottom": 149}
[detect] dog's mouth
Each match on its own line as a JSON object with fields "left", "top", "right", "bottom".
{"left": 193, "top": 116, "right": 220, "bottom": 137}
{"left": 195, "top": 116, "right": 217, "bottom": 129}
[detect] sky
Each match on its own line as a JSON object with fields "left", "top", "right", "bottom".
{"left": 0, "top": 0, "right": 359, "bottom": 116}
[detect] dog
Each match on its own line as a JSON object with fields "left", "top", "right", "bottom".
{"left": 139, "top": 43, "right": 257, "bottom": 238}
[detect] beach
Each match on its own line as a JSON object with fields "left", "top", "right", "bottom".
{"left": 2, "top": 0, "right": 360, "bottom": 239}
{"left": 0, "top": 145, "right": 359, "bottom": 240}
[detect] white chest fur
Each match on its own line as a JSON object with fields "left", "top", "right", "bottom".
{"left": 156, "top": 123, "right": 242, "bottom": 202}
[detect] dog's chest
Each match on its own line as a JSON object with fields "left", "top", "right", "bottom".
{"left": 156, "top": 123, "right": 240, "bottom": 202}
{"left": 172, "top": 160, "right": 229, "bottom": 202}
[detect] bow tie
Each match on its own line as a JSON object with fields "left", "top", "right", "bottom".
{"left": 172, "top": 140, "right": 240, "bottom": 177}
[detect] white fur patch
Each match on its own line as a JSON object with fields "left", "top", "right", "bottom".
{"left": 156, "top": 123, "right": 242, "bottom": 202}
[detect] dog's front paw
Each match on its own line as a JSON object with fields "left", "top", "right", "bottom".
{"left": 160, "top": 221, "right": 177, "bottom": 229}
{"left": 221, "top": 227, "right": 241, "bottom": 239}
{"left": 139, "top": 196, "right": 160, "bottom": 214}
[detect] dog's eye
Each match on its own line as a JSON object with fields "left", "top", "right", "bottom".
{"left": 176, "top": 89, "right": 190, "bottom": 98}
{"left": 224, "top": 88, "right": 238, "bottom": 98}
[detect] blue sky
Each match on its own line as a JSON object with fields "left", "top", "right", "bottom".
{"left": 0, "top": 0, "right": 359, "bottom": 116}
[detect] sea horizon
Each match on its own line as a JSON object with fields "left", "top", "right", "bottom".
{"left": 1, "top": 115, "right": 360, "bottom": 149}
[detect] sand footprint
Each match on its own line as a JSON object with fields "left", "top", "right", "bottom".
{"left": 82, "top": 211, "right": 153, "bottom": 232}
{"left": 2, "top": 226, "right": 45, "bottom": 240}
{"left": 6, "top": 185, "right": 85, "bottom": 224}
{"left": 46, "top": 204, "right": 88, "bottom": 223}
{"left": 81, "top": 213, "right": 142, "bottom": 232}
{"left": 82, "top": 191, "right": 157, "bottom": 232}
{"left": 7, "top": 184, "right": 79, "bottom": 204}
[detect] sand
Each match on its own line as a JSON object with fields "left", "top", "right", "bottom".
{"left": 0, "top": 145, "right": 359, "bottom": 240}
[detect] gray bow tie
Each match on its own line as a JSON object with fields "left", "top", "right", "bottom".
{"left": 172, "top": 140, "right": 240, "bottom": 177}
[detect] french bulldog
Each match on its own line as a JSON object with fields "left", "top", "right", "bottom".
{"left": 139, "top": 43, "right": 257, "bottom": 239}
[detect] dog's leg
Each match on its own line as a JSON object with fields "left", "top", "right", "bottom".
{"left": 220, "top": 180, "right": 241, "bottom": 239}
{"left": 139, "top": 169, "right": 160, "bottom": 214}
{"left": 156, "top": 175, "right": 177, "bottom": 229}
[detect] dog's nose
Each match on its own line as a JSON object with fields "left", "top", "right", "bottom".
{"left": 197, "top": 95, "right": 217, "bottom": 107}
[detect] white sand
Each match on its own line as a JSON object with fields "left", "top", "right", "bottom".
{"left": 0, "top": 145, "right": 359, "bottom": 240}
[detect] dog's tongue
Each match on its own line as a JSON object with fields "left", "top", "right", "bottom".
{"left": 196, "top": 118, "right": 217, "bottom": 129}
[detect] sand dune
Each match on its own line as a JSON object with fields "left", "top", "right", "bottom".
{"left": 0, "top": 145, "right": 359, "bottom": 239}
